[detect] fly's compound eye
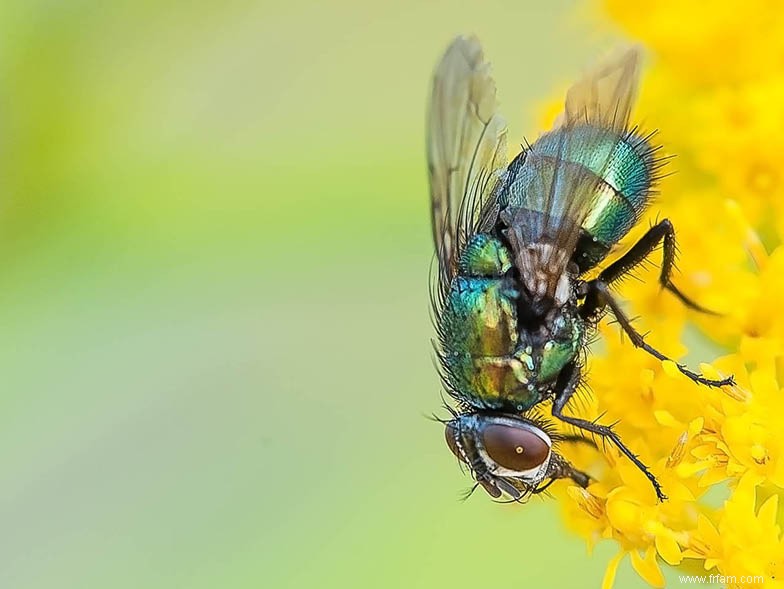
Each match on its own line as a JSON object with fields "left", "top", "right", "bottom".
{"left": 481, "top": 423, "right": 550, "bottom": 472}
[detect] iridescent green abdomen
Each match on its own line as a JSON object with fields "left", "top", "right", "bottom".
{"left": 512, "top": 124, "right": 656, "bottom": 270}
{"left": 439, "top": 235, "right": 585, "bottom": 412}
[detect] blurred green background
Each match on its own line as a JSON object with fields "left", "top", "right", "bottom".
{"left": 0, "top": 1, "right": 659, "bottom": 587}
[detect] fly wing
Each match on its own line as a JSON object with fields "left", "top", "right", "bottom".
{"left": 501, "top": 46, "right": 642, "bottom": 303}
{"left": 428, "top": 36, "right": 508, "bottom": 299}
{"left": 563, "top": 45, "right": 640, "bottom": 132}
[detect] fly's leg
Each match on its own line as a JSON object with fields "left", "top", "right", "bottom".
{"left": 530, "top": 479, "right": 557, "bottom": 495}
{"left": 549, "top": 434, "right": 597, "bottom": 487}
{"left": 535, "top": 452, "right": 591, "bottom": 493}
{"left": 551, "top": 362, "right": 666, "bottom": 502}
{"left": 532, "top": 432, "right": 595, "bottom": 495}
{"left": 597, "top": 218, "right": 717, "bottom": 314}
{"left": 582, "top": 280, "right": 734, "bottom": 388}
{"left": 529, "top": 453, "right": 592, "bottom": 496}
{"left": 557, "top": 433, "right": 598, "bottom": 449}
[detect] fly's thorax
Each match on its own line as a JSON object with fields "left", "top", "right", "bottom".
{"left": 440, "top": 279, "right": 544, "bottom": 412}
{"left": 511, "top": 306, "right": 583, "bottom": 388}
{"left": 443, "top": 234, "right": 516, "bottom": 359}
{"left": 442, "top": 275, "right": 518, "bottom": 358}
{"left": 445, "top": 413, "right": 552, "bottom": 498}
{"left": 537, "top": 306, "right": 585, "bottom": 382}
{"left": 454, "top": 305, "right": 584, "bottom": 413}
{"left": 439, "top": 234, "right": 524, "bottom": 410}
{"left": 466, "top": 355, "right": 544, "bottom": 412}
{"left": 438, "top": 232, "right": 583, "bottom": 413}
{"left": 459, "top": 233, "right": 512, "bottom": 277}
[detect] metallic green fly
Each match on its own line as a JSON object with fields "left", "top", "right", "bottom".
{"left": 427, "top": 36, "right": 733, "bottom": 503}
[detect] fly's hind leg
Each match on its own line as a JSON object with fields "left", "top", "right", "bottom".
{"left": 596, "top": 218, "right": 717, "bottom": 314}
{"left": 557, "top": 433, "right": 598, "bottom": 449}
{"left": 582, "top": 280, "right": 734, "bottom": 389}
{"left": 550, "top": 361, "right": 666, "bottom": 502}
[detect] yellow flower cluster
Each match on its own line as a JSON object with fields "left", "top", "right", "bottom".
{"left": 553, "top": 2, "right": 784, "bottom": 587}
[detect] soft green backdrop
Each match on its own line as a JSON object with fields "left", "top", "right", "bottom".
{"left": 0, "top": 1, "right": 658, "bottom": 587}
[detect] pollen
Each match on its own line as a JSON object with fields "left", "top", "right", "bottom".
{"left": 750, "top": 444, "right": 769, "bottom": 464}
{"left": 722, "top": 383, "right": 752, "bottom": 403}
{"left": 666, "top": 432, "right": 688, "bottom": 468}
{"left": 567, "top": 486, "right": 605, "bottom": 520}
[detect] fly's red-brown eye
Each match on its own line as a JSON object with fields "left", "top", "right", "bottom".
{"left": 481, "top": 423, "right": 550, "bottom": 471}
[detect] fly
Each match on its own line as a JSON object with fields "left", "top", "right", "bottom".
{"left": 427, "top": 36, "right": 733, "bottom": 503}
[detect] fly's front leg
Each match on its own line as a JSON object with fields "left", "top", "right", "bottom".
{"left": 582, "top": 280, "right": 734, "bottom": 388}
{"left": 551, "top": 361, "right": 666, "bottom": 502}
{"left": 532, "top": 435, "right": 596, "bottom": 494}
{"left": 536, "top": 453, "right": 591, "bottom": 492}
{"left": 598, "top": 219, "right": 717, "bottom": 314}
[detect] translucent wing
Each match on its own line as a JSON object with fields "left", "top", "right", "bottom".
{"left": 563, "top": 45, "right": 640, "bottom": 132}
{"left": 501, "top": 46, "right": 643, "bottom": 304}
{"left": 427, "top": 36, "right": 508, "bottom": 295}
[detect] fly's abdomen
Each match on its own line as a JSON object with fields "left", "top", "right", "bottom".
{"left": 522, "top": 125, "right": 657, "bottom": 270}
{"left": 439, "top": 235, "right": 541, "bottom": 411}
{"left": 581, "top": 130, "right": 654, "bottom": 242}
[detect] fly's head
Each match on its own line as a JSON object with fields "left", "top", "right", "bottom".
{"left": 444, "top": 413, "right": 553, "bottom": 500}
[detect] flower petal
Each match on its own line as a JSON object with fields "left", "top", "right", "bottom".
{"left": 698, "top": 467, "right": 729, "bottom": 487}
{"left": 601, "top": 550, "right": 626, "bottom": 589}
{"left": 758, "top": 492, "right": 779, "bottom": 527}
{"left": 655, "top": 533, "right": 683, "bottom": 566}
{"left": 630, "top": 547, "right": 665, "bottom": 588}
{"left": 654, "top": 410, "right": 678, "bottom": 427}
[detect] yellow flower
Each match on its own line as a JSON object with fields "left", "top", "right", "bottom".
{"left": 604, "top": 0, "right": 784, "bottom": 84}
{"left": 684, "top": 80, "right": 784, "bottom": 228}
{"left": 553, "top": 2, "right": 784, "bottom": 586}
{"left": 684, "top": 473, "right": 784, "bottom": 586}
